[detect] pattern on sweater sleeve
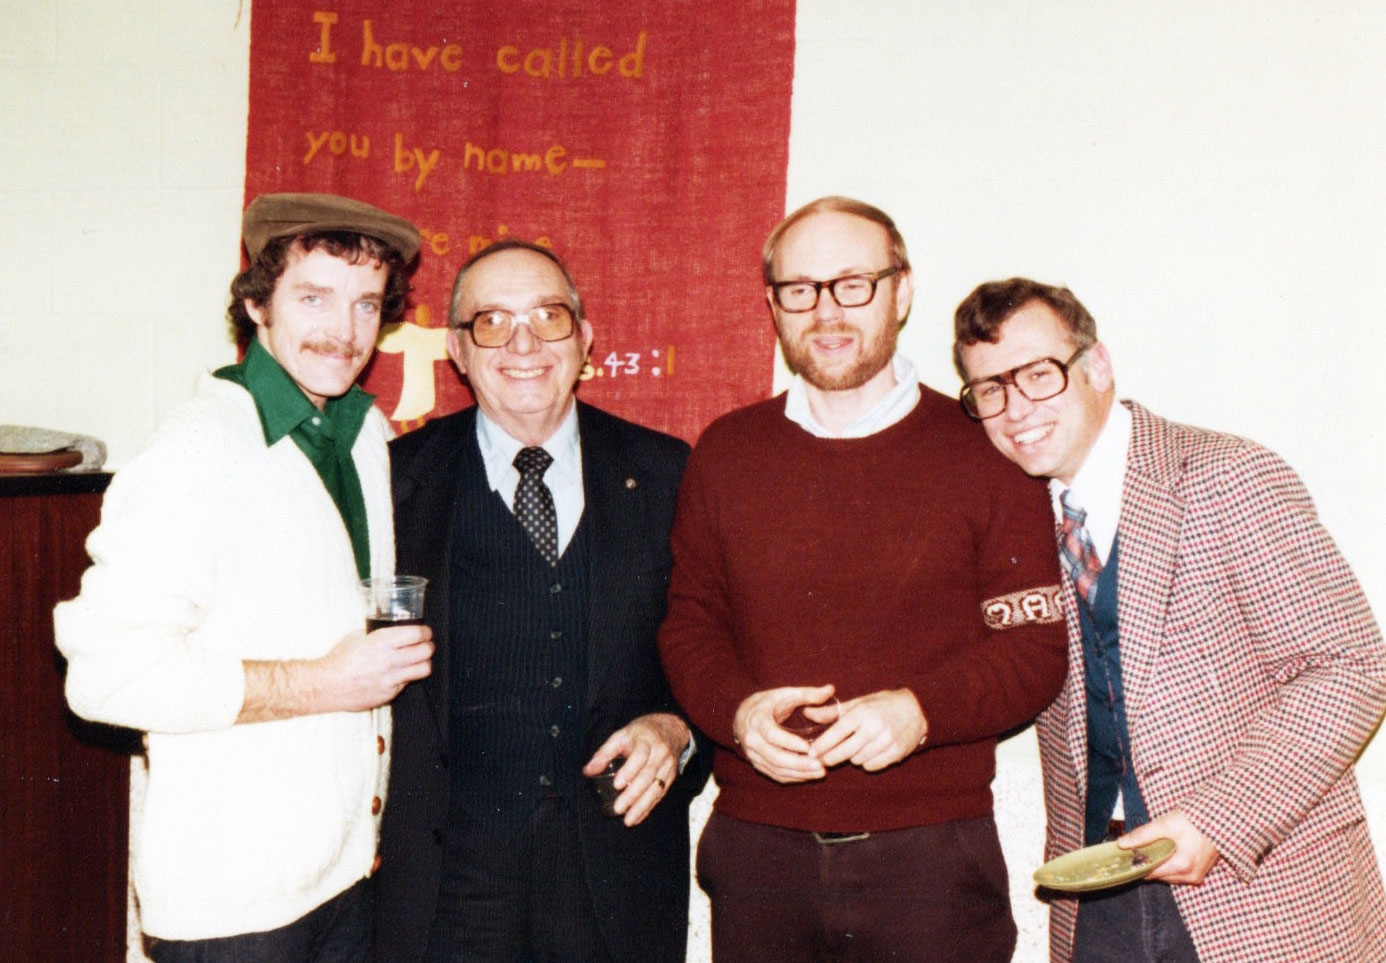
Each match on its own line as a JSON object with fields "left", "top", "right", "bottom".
{"left": 910, "top": 446, "right": 1069, "bottom": 748}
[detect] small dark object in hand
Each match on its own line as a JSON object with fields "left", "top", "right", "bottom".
{"left": 590, "top": 756, "right": 625, "bottom": 818}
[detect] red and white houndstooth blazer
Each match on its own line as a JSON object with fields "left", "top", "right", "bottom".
{"left": 1036, "top": 401, "right": 1386, "bottom": 962}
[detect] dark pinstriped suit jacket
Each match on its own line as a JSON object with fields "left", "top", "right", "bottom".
{"left": 374, "top": 401, "right": 709, "bottom": 963}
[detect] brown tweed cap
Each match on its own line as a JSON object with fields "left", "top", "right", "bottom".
{"left": 241, "top": 193, "right": 421, "bottom": 263}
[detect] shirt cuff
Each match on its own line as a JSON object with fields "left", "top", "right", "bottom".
{"left": 677, "top": 732, "right": 697, "bottom": 774}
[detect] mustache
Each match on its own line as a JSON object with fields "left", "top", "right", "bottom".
{"left": 302, "top": 339, "right": 366, "bottom": 359}
{"left": 804, "top": 322, "right": 858, "bottom": 337}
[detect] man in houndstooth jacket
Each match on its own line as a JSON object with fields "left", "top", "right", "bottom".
{"left": 953, "top": 277, "right": 1386, "bottom": 963}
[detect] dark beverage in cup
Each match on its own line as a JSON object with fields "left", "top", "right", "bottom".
{"left": 589, "top": 757, "right": 625, "bottom": 818}
{"left": 781, "top": 706, "right": 829, "bottom": 740}
{"left": 366, "top": 614, "right": 424, "bottom": 634}
{"left": 359, "top": 576, "right": 427, "bottom": 633}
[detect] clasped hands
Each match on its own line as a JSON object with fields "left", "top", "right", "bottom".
{"left": 733, "top": 684, "right": 927, "bottom": 784}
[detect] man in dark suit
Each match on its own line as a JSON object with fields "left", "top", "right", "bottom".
{"left": 374, "top": 240, "right": 708, "bottom": 963}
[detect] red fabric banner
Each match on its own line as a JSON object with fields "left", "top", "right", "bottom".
{"left": 244, "top": 1, "right": 796, "bottom": 442}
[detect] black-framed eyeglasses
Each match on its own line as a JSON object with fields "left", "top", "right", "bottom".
{"left": 959, "top": 345, "right": 1091, "bottom": 420}
{"left": 769, "top": 266, "right": 903, "bottom": 313}
{"left": 455, "top": 303, "right": 577, "bottom": 348}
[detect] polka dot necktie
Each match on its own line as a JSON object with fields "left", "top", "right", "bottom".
{"left": 513, "top": 446, "right": 558, "bottom": 566}
{"left": 1058, "top": 490, "right": 1103, "bottom": 606}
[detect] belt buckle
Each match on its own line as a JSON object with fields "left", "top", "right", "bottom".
{"left": 813, "top": 830, "right": 870, "bottom": 845}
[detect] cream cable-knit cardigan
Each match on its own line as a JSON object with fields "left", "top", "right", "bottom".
{"left": 55, "top": 374, "right": 394, "bottom": 941}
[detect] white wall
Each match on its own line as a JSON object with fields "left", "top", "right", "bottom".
{"left": 4, "top": 2, "right": 1383, "bottom": 961}
{"left": 2, "top": 1, "right": 247, "bottom": 465}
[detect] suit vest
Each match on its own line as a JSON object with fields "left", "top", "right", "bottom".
{"left": 1077, "top": 538, "right": 1152, "bottom": 844}
{"left": 444, "top": 466, "right": 590, "bottom": 840}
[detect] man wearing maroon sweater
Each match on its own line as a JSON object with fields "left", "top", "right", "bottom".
{"left": 658, "top": 196, "right": 1069, "bottom": 962}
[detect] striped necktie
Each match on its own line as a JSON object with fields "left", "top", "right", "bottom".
{"left": 1058, "top": 490, "right": 1103, "bottom": 606}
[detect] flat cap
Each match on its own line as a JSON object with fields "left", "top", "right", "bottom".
{"left": 242, "top": 192, "right": 421, "bottom": 263}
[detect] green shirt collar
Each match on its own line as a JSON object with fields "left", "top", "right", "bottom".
{"left": 214, "top": 338, "right": 375, "bottom": 449}
{"left": 214, "top": 338, "right": 377, "bottom": 579}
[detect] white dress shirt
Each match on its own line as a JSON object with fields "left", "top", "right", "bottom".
{"left": 1048, "top": 400, "right": 1132, "bottom": 566}
{"left": 476, "top": 403, "right": 584, "bottom": 555}
{"left": 783, "top": 354, "right": 922, "bottom": 438}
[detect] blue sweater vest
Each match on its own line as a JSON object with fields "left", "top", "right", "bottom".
{"left": 1076, "top": 538, "right": 1151, "bottom": 845}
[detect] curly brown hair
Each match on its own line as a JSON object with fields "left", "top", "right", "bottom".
{"left": 227, "top": 231, "right": 413, "bottom": 347}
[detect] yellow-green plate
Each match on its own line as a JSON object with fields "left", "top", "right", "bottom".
{"left": 1033, "top": 838, "right": 1176, "bottom": 892}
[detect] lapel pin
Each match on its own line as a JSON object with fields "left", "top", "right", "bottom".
{"left": 624, "top": 477, "right": 637, "bottom": 489}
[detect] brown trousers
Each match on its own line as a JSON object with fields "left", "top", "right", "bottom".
{"left": 697, "top": 810, "right": 1016, "bottom": 963}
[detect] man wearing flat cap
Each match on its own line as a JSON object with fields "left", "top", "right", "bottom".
{"left": 56, "top": 192, "right": 433, "bottom": 962}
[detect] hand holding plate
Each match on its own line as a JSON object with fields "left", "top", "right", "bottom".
{"left": 1119, "top": 809, "right": 1219, "bottom": 885}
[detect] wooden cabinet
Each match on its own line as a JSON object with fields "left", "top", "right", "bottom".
{"left": 1, "top": 473, "right": 136, "bottom": 963}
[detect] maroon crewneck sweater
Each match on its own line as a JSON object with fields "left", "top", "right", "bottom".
{"left": 658, "top": 387, "right": 1067, "bottom": 832}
